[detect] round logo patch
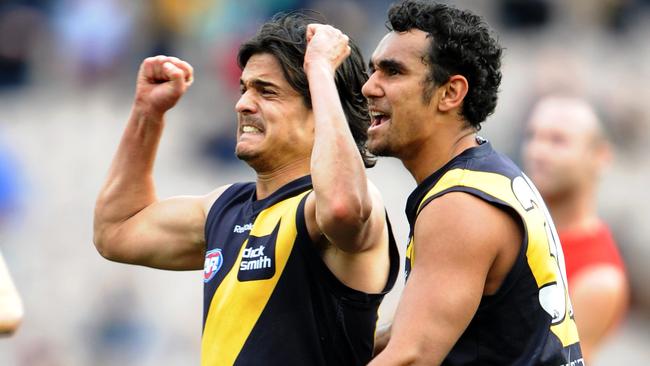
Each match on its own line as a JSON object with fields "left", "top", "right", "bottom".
{"left": 204, "top": 248, "right": 224, "bottom": 283}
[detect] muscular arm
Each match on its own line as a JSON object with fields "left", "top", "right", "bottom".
{"left": 370, "top": 192, "right": 521, "bottom": 365}
{"left": 570, "top": 265, "right": 628, "bottom": 363}
{"left": 304, "top": 25, "right": 375, "bottom": 250}
{"left": 302, "top": 25, "right": 389, "bottom": 293}
{"left": 94, "top": 56, "right": 224, "bottom": 270}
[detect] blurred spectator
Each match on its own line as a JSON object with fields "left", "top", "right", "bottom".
{"left": 0, "top": 143, "right": 24, "bottom": 218}
{"left": 498, "top": 0, "right": 552, "bottom": 30}
{"left": 522, "top": 95, "right": 629, "bottom": 363}
{"left": 0, "top": 2, "right": 47, "bottom": 87}
{"left": 52, "top": 0, "right": 136, "bottom": 85}
{"left": 0, "top": 136, "right": 24, "bottom": 335}
{"left": 86, "top": 284, "right": 155, "bottom": 366}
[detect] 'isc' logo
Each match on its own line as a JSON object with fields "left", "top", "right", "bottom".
{"left": 204, "top": 249, "right": 224, "bottom": 283}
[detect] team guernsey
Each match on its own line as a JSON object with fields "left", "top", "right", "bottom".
{"left": 405, "top": 138, "right": 583, "bottom": 365}
{"left": 202, "top": 175, "right": 399, "bottom": 366}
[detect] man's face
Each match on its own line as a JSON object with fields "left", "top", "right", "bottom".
{"left": 523, "top": 102, "right": 601, "bottom": 199}
{"left": 362, "top": 30, "right": 439, "bottom": 159}
{"left": 236, "top": 53, "right": 314, "bottom": 171}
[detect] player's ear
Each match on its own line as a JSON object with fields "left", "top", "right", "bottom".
{"left": 438, "top": 75, "right": 468, "bottom": 113}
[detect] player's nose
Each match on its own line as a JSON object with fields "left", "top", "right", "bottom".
{"left": 235, "top": 91, "right": 257, "bottom": 114}
{"left": 362, "top": 72, "right": 384, "bottom": 99}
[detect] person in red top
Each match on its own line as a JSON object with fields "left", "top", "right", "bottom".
{"left": 523, "top": 95, "right": 629, "bottom": 363}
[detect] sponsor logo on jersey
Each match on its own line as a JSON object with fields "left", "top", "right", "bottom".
{"left": 204, "top": 249, "right": 223, "bottom": 283}
{"left": 238, "top": 221, "right": 280, "bottom": 281}
{"left": 233, "top": 223, "right": 253, "bottom": 233}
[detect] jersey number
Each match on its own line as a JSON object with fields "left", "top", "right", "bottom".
{"left": 513, "top": 175, "right": 574, "bottom": 325}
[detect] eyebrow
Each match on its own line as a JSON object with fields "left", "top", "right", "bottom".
{"left": 239, "top": 78, "right": 279, "bottom": 90}
{"left": 368, "top": 58, "right": 407, "bottom": 73}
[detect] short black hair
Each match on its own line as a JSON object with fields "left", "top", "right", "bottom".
{"left": 238, "top": 11, "right": 376, "bottom": 167}
{"left": 388, "top": 0, "right": 503, "bottom": 129}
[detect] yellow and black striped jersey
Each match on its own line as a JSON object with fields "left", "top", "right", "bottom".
{"left": 405, "top": 138, "right": 582, "bottom": 365}
{"left": 202, "top": 175, "right": 399, "bottom": 366}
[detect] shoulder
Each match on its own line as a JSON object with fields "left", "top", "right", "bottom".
{"left": 414, "top": 191, "right": 520, "bottom": 262}
{"left": 201, "top": 184, "right": 235, "bottom": 215}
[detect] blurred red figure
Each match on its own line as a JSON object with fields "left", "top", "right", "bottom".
{"left": 523, "top": 95, "right": 629, "bottom": 363}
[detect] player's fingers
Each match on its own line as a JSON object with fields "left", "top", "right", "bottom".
{"left": 306, "top": 24, "right": 318, "bottom": 42}
{"left": 151, "top": 55, "right": 173, "bottom": 81}
{"left": 139, "top": 58, "right": 153, "bottom": 80}
{"left": 163, "top": 62, "right": 183, "bottom": 80}
{"left": 163, "top": 62, "right": 185, "bottom": 92}
{"left": 140, "top": 56, "right": 162, "bottom": 79}
{"left": 167, "top": 57, "right": 194, "bottom": 84}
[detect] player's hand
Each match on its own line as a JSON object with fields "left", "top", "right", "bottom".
{"left": 134, "top": 55, "right": 194, "bottom": 117}
{"left": 304, "top": 24, "right": 351, "bottom": 75}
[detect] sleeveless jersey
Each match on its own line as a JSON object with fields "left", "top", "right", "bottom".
{"left": 405, "top": 139, "right": 583, "bottom": 365}
{"left": 202, "top": 175, "right": 399, "bottom": 366}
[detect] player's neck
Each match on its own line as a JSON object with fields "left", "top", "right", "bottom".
{"left": 255, "top": 157, "right": 311, "bottom": 200}
{"left": 546, "top": 188, "right": 599, "bottom": 232}
{"left": 403, "top": 129, "right": 478, "bottom": 184}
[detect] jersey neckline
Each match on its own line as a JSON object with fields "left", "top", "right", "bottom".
{"left": 250, "top": 175, "right": 313, "bottom": 215}
{"left": 405, "top": 137, "right": 493, "bottom": 222}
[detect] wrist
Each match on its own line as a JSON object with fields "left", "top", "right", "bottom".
{"left": 131, "top": 103, "right": 165, "bottom": 125}
{"left": 304, "top": 59, "right": 336, "bottom": 78}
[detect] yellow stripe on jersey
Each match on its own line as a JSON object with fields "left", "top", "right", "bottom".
{"left": 412, "top": 168, "right": 579, "bottom": 347}
{"left": 405, "top": 237, "right": 414, "bottom": 265}
{"left": 201, "top": 191, "right": 310, "bottom": 366}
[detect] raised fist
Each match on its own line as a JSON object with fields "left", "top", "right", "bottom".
{"left": 304, "top": 24, "right": 351, "bottom": 74}
{"left": 134, "top": 55, "right": 194, "bottom": 117}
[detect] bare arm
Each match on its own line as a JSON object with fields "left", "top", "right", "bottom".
{"left": 303, "top": 24, "right": 376, "bottom": 251}
{"left": 94, "top": 55, "right": 223, "bottom": 270}
{"left": 0, "top": 251, "right": 23, "bottom": 335}
{"left": 570, "top": 266, "right": 628, "bottom": 363}
{"left": 301, "top": 25, "right": 389, "bottom": 293}
{"left": 370, "top": 192, "right": 521, "bottom": 365}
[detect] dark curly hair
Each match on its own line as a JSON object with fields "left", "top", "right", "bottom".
{"left": 388, "top": 0, "right": 503, "bottom": 129}
{"left": 238, "top": 11, "right": 376, "bottom": 167}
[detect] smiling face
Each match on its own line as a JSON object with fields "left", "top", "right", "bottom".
{"left": 235, "top": 53, "right": 314, "bottom": 171}
{"left": 362, "top": 30, "right": 439, "bottom": 159}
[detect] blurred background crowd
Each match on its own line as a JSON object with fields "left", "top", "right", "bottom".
{"left": 0, "top": 0, "right": 649, "bottom": 364}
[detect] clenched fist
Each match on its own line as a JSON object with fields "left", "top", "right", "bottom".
{"left": 304, "top": 24, "right": 351, "bottom": 75}
{"left": 134, "top": 55, "right": 194, "bottom": 117}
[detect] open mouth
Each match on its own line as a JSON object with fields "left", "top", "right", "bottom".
{"left": 241, "top": 125, "right": 263, "bottom": 134}
{"left": 238, "top": 116, "right": 265, "bottom": 136}
{"left": 369, "top": 110, "right": 391, "bottom": 129}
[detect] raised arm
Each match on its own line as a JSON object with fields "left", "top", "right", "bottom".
{"left": 94, "top": 55, "right": 222, "bottom": 270}
{"left": 302, "top": 24, "right": 389, "bottom": 293}
{"left": 303, "top": 24, "right": 379, "bottom": 250}
{"left": 370, "top": 192, "right": 521, "bottom": 365}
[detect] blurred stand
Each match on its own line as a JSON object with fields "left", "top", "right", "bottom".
{"left": 0, "top": 0, "right": 649, "bottom": 365}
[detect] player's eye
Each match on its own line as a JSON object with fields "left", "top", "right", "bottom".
{"left": 386, "top": 67, "right": 400, "bottom": 76}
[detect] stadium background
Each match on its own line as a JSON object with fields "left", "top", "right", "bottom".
{"left": 0, "top": 0, "right": 649, "bottom": 364}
